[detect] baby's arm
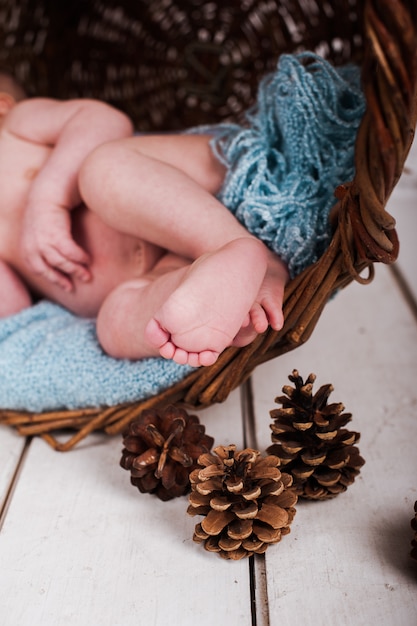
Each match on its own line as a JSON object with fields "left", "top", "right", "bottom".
{"left": 6, "top": 98, "right": 133, "bottom": 290}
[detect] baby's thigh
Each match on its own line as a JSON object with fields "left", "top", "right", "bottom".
{"left": 129, "top": 133, "right": 226, "bottom": 194}
{"left": 0, "top": 260, "right": 32, "bottom": 317}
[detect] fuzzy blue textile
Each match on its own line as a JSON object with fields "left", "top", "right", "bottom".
{"left": 196, "top": 52, "right": 365, "bottom": 277}
{"left": 0, "top": 53, "right": 364, "bottom": 412}
{"left": 0, "top": 301, "right": 192, "bottom": 412}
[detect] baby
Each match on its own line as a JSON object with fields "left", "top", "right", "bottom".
{"left": 0, "top": 72, "right": 288, "bottom": 368}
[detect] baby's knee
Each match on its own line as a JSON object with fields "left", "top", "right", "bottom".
{"left": 79, "top": 147, "right": 101, "bottom": 209}
{"left": 79, "top": 140, "right": 127, "bottom": 213}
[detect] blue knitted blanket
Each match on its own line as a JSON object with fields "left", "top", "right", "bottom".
{"left": 0, "top": 53, "right": 365, "bottom": 412}
{"left": 0, "top": 301, "right": 193, "bottom": 412}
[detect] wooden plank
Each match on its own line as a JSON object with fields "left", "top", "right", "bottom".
{"left": 0, "top": 390, "right": 254, "bottom": 626}
{"left": 0, "top": 426, "right": 27, "bottom": 521}
{"left": 250, "top": 266, "right": 417, "bottom": 625}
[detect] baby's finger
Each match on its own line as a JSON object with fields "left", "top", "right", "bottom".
{"left": 43, "top": 266, "right": 74, "bottom": 292}
{"left": 43, "top": 247, "right": 91, "bottom": 283}
{"left": 53, "top": 257, "right": 91, "bottom": 283}
{"left": 59, "top": 239, "right": 91, "bottom": 269}
{"left": 57, "top": 242, "right": 92, "bottom": 282}
{"left": 29, "top": 253, "right": 74, "bottom": 291}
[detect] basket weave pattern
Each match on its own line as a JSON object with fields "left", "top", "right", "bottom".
{"left": 0, "top": 0, "right": 416, "bottom": 450}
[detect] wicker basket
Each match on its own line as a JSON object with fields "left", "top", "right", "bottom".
{"left": 0, "top": 0, "right": 416, "bottom": 451}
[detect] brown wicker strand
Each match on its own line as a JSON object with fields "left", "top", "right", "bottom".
{"left": 37, "top": 406, "right": 124, "bottom": 452}
{"left": 351, "top": 0, "right": 417, "bottom": 264}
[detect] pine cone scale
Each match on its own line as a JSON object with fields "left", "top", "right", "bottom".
{"left": 201, "top": 509, "right": 235, "bottom": 535}
{"left": 233, "top": 501, "right": 258, "bottom": 520}
{"left": 261, "top": 481, "right": 285, "bottom": 498}
{"left": 210, "top": 495, "right": 232, "bottom": 511}
{"left": 218, "top": 536, "right": 242, "bottom": 552}
{"left": 256, "top": 502, "right": 289, "bottom": 528}
{"left": 133, "top": 446, "right": 160, "bottom": 467}
{"left": 314, "top": 469, "right": 341, "bottom": 486}
{"left": 227, "top": 519, "right": 253, "bottom": 540}
{"left": 252, "top": 524, "right": 282, "bottom": 543}
{"left": 274, "top": 489, "right": 298, "bottom": 508}
{"left": 242, "top": 486, "right": 262, "bottom": 500}
{"left": 300, "top": 451, "right": 327, "bottom": 466}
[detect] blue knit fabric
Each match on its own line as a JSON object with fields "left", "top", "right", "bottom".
{"left": 0, "top": 301, "right": 192, "bottom": 412}
{"left": 0, "top": 53, "right": 365, "bottom": 412}
{"left": 192, "top": 52, "right": 365, "bottom": 277}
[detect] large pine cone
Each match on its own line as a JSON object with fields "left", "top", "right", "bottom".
{"left": 187, "top": 445, "right": 297, "bottom": 560}
{"left": 120, "top": 405, "right": 214, "bottom": 501}
{"left": 267, "top": 370, "right": 365, "bottom": 500}
{"left": 411, "top": 501, "right": 417, "bottom": 562}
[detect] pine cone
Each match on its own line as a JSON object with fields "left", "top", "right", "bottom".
{"left": 187, "top": 445, "right": 297, "bottom": 560}
{"left": 411, "top": 501, "right": 417, "bottom": 562}
{"left": 120, "top": 405, "right": 214, "bottom": 501}
{"left": 267, "top": 370, "right": 365, "bottom": 500}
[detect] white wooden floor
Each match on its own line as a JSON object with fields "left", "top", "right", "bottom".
{"left": 1, "top": 143, "right": 417, "bottom": 625}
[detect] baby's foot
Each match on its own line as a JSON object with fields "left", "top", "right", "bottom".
{"left": 145, "top": 238, "right": 268, "bottom": 367}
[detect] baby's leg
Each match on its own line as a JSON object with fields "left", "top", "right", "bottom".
{"left": 0, "top": 260, "right": 32, "bottom": 317}
{"left": 79, "top": 134, "right": 249, "bottom": 260}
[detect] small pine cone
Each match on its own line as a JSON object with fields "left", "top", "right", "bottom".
{"left": 267, "top": 370, "right": 365, "bottom": 500}
{"left": 411, "top": 501, "right": 417, "bottom": 562}
{"left": 120, "top": 405, "right": 214, "bottom": 501}
{"left": 187, "top": 445, "right": 297, "bottom": 560}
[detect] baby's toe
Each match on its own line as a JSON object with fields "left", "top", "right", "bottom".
{"left": 250, "top": 303, "right": 269, "bottom": 334}
{"left": 159, "top": 341, "right": 176, "bottom": 360}
{"left": 198, "top": 350, "right": 219, "bottom": 367}
{"left": 145, "top": 318, "right": 171, "bottom": 348}
{"left": 171, "top": 347, "right": 190, "bottom": 365}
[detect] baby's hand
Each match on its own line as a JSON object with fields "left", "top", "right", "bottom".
{"left": 21, "top": 204, "right": 91, "bottom": 291}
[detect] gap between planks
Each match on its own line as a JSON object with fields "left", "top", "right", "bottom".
{"left": 390, "top": 264, "right": 417, "bottom": 323}
{"left": 241, "top": 380, "right": 270, "bottom": 626}
{"left": 0, "top": 437, "right": 32, "bottom": 532}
